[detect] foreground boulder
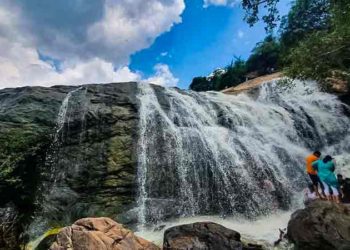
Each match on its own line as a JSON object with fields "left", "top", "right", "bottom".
{"left": 288, "top": 200, "right": 350, "bottom": 250}
{"left": 50, "top": 217, "right": 159, "bottom": 250}
{"left": 163, "top": 222, "right": 262, "bottom": 250}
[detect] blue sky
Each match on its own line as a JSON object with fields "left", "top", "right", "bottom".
{"left": 130, "top": 0, "right": 292, "bottom": 89}
{"left": 0, "top": 0, "right": 291, "bottom": 89}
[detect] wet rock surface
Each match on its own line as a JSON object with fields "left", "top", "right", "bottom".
{"left": 163, "top": 222, "right": 262, "bottom": 250}
{"left": 287, "top": 200, "right": 350, "bottom": 250}
{"left": 0, "top": 204, "right": 20, "bottom": 250}
{"left": 0, "top": 83, "right": 140, "bottom": 243}
{"left": 50, "top": 217, "right": 159, "bottom": 250}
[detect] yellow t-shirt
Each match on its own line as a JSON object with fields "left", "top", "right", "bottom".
{"left": 305, "top": 154, "right": 319, "bottom": 175}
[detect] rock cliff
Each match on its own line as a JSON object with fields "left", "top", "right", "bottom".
{"left": 0, "top": 83, "right": 140, "bottom": 248}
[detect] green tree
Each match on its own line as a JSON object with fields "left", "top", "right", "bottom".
{"left": 217, "top": 59, "right": 247, "bottom": 90}
{"left": 189, "top": 77, "right": 213, "bottom": 91}
{"left": 242, "top": 0, "right": 281, "bottom": 32}
{"left": 285, "top": 0, "right": 350, "bottom": 86}
{"left": 246, "top": 35, "right": 281, "bottom": 74}
{"left": 279, "top": 0, "right": 331, "bottom": 49}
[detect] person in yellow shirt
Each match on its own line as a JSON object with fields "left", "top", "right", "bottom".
{"left": 305, "top": 151, "right": 324, "bottom": 198}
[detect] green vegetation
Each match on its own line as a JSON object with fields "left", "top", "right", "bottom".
{"left": 0, "top": 127, "right": 49, "bottom": 207}
{"left": 190, "top": 59, "right": 247, "bottom": 91}
{"left": 246, "top": 35, "right": 280, "bottom": 75}
{"left": 190, "top": 0, "right": 350, "bottom": 92}
{"left": 189, "top": 36, "right": 280, "bottom": 91}
{"left": 284, "top": 0, "right": 350, "bottom": 87}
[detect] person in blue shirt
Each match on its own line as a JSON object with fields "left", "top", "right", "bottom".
{"left": 312, "top": 155, "right": 340, "bottom": 203}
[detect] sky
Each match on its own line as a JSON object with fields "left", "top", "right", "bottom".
{"left": 0, "top": 0, "right": 292, "bottom": 89}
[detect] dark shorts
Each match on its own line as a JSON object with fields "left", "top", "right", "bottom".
{"left": 308, "top": 174, "right": 321, "bottom": 186}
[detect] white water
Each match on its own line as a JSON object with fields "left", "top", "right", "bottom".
{"left": 136, "top": 79, "right": 350, "bottom": 243}
{"left": 54, "top": 87, "right": 83, "bottom": 143}
{"left": 135, "top": 210, "right": 293, "bottom": 248}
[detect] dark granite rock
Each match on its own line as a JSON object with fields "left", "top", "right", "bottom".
{"left": 0, "top": 82, "right": 140, "bottom": 244}
{"left": 287, "top": 200, "right": 350, "bottom": 250}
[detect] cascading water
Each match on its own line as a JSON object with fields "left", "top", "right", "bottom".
{"left": 45, "top": 87, "right": 84, "bottom": 181}
{"left": 136, "top": 79, "right": 350, "bottom": 227}
{"left": 28, "top": 86, "right": 89, "bottom": 240}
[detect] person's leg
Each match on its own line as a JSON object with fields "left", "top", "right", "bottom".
{"left": 318, "top": 178, "right": 326, "bottom": 199}
{"left": 309, "top": 174, "right": 321, "bottom": 198}
{"left": 330, "top": 186, "right": 340, "bottom": 203}
{"left": 322, "top": 181, "right": 331, "bottom": 200}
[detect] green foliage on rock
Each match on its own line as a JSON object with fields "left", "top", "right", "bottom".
{"left": 0, "top": 127, "right": 49, "bottom": 206}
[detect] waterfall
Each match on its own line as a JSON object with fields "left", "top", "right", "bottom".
{"left": 46, "top": 87, "right": 84, "bottom": 181}
{"left": 136, "top": 79, "right": 350, "bottom": 226}
{"left": 28, "top": 86, "right": 88, "bottom": 240}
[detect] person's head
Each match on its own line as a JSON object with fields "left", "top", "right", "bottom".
{"left": 313, "top": 151, "right": 321, "bottom": 158}
{"left": 308, "top": 183, "right": 315, "bottom": 193}
{"left": 337, "top": 174, "right": 343, "bottom": 181}
{"left": 323, "top": 155, "right": 333, "bottom": 163}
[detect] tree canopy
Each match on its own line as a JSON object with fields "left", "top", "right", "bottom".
{"left": 190, "top": 0, "right": 350, "bottom": 92}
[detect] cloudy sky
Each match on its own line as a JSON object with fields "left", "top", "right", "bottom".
{"left": 0, "top": 0, "right": 291, "bottom": 89}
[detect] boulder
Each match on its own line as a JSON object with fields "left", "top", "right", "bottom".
{"left": 163, "top": 222, "right": 244, "bottom": 250}
{"left": 287, "top": 200, "right": 350, "bottom": 250}
{"left": 50, "top": 217, "right": 159, "bottom": 250}
{"left": 325, "top": 70, "right": 349, "bottom": 94}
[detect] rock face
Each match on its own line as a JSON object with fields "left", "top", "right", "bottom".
{"left": 0, "top": 204, "right": 20, "bottom": 249}
{"left": 50, "top": 217, "right": 159, "bottom": 250}
{"left": 287, "top": 200, "right": 350, "bottom": 250}
{"left": 163, "top": 222, "right": 243, "bottom": 250}
{"left": 0, "top": 83, "right": 140, "bottom": 244}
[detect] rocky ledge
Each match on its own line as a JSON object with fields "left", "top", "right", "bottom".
{"left": 288, "top": 200, "right": 350, "bottom": 250}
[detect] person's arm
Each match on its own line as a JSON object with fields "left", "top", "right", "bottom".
{"left": 312, "top": 160, "right": 319, "bottom": 171}
{"left": 330, "top": 161, "right": 335, "bottom": 172}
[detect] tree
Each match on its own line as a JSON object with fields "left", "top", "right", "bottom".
{"left": 242, "top": 0, "right": 281, "bottom": 32}
{"left": 279, "top": 0, "right": 331, "bottom": 49}
{"left": 189, "top": 77, "right": 213, "bottom": 91}
{"left": 246, "top": 35, "right": 281, "bottom": 74}
{"left": 216, "top": 59, "right": 247, "bottom": 90}
{"left": 284, "top": 0, "right": 350, "bottom": 86}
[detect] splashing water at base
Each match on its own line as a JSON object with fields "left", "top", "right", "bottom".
{"left": 135, "top": 210, "right": 294, "bottom": 249}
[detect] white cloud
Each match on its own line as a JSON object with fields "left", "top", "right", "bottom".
{"left": 86, "top": 0, "right": 185, "bottom": 64}
{"left": 0, "top": 0, "right": 184, "bottom": 88}
{"left": 143, "top": 64, "right": 179, "bottom": 87}
{"left": 203, "top": 0, "right": 239, "bottom": 7}
{"left": 237, "top": 30, "right": 244, "bottom": 38}
{"left": 0, "top": 31, "right": 176, "bottom": 88}
{"left": 0, "top": 37, "right": 176, "bottom": 87}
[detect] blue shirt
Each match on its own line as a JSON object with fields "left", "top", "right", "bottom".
{"left": 312, "top": 160, "right": 338, "bottom": 187}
